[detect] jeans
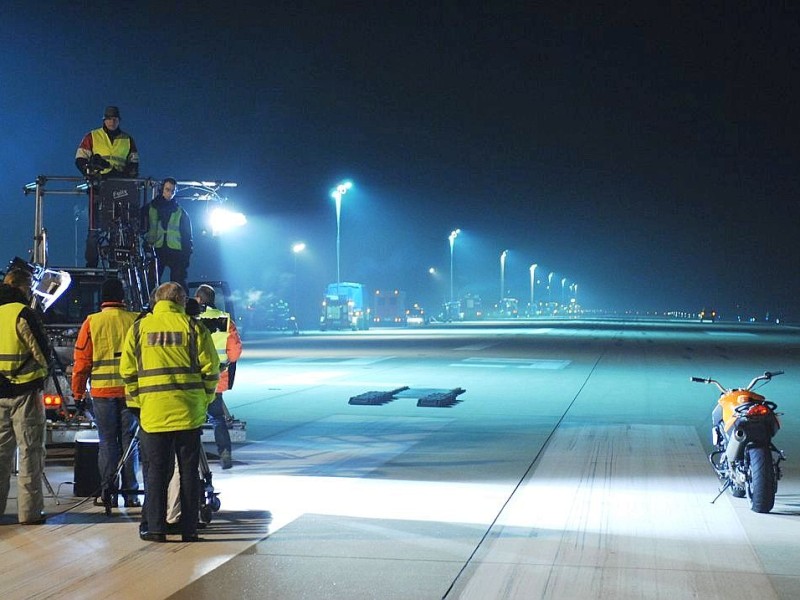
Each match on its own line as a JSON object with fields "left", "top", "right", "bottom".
{"left": 207, "top": 393, "right": 232, "bottom": 456}
{"left": 139, "top": 428, "right": 201, "bottom": 536}
{"left": 92, "top": 397, "right": 139, "bottom": 500}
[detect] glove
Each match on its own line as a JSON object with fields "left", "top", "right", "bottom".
{"left": 89, "top": 154, "right": 111, "bottom": 170}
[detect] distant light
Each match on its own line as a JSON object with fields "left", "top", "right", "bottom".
{"left": 331, "top": 180, "right": 353, "bottom": 200}
{"left": 429, "top": 267, "right": 436, "bottom": 275}
{"left": 209, "top": 207, "right": 247, "bottom": 235}
{"left": 292, "top": 242, "right": 306, "bottom": 254}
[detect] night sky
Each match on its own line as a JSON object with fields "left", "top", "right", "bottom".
{"left": 2, "top": 2, "right": 799, "bottom": 324}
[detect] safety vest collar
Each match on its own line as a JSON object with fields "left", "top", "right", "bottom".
{"left": 153, "top": 300, "right": 186, "bottom": 315}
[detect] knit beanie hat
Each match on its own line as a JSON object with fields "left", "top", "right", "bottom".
{"left": 101, "top": 278, "right": 125, "bottom": 302}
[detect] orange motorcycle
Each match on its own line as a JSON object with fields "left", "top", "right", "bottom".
{"left": 691, "top": 371, "right": 786, "bottom": 513}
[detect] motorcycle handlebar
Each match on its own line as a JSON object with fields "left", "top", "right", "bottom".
{"left": 690, "top": 375, "right": 725, "bottom": 393}
{"left": 693, "top": 370, "right": 784, "bottom": 393}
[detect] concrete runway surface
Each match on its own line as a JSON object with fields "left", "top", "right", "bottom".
{"left": 1, "top": 320, "right": 799, "bottom": 599}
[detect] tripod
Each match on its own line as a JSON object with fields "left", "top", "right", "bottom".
{"left": 104, "top": 424, "right": 220, "bottom": 523}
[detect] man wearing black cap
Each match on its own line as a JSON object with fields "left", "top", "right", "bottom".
{"left": 72, "top": 277, "right": 141, "bottom": 509}
{"left": 75, "top": 106, "right": 139, "bottom": 178}
{"left": 75, "top": 106, "right": 140, "bottom": 267}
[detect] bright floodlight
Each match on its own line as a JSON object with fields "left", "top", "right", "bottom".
{"left": 209, "top": 207, "right": 247, "bottom": 236}
{"left": 292, "top": 242, "right": 306, "bottom": 254}
{"left": 331, "top": 180, "right": 353, "bottom": 200}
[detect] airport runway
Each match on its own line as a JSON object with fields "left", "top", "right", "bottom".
{"left": 2, "top": 320, "right": 799, "bottom": 599}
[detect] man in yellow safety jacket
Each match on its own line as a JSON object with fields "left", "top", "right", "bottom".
{"left": 75, "top": 105, "right": 140, "bottom": 268}
{"left": 141, "top": 178, "right": 193, "bottom": 292}
{"left": 72, "top": 278, "right": 140, "bottom": 509}
{"left": 75, "top": 106, "right": 139, "bottom": 179}
{"left": 195, "top": 284, "right": 242, "bottom": 469}
{"left": 120, "top": 282, "right": 218, "bottom": 542}
{"left": 0, "top": 268, "right": 51, "bottom": 525}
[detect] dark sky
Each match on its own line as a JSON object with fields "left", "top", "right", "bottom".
{"left": 2, "top": 2, "right": 799, "bottom": 323}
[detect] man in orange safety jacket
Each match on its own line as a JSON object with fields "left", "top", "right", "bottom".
{"left": 72, "top": 278, "right": 140, "bottom": 508}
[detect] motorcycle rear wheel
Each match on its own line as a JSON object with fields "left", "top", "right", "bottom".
{"left": 747, "top": 446, "right": 776, "bottom": 513}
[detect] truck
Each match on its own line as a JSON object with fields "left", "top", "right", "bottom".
{"left": 320, "top": 282, "right": 369, "bottom": 331}
{"left": 372, "top": 289, "right": 407, "bottom": 325}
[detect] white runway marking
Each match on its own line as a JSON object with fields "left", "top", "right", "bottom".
{"left": 451, "top": 357, "right": 571, "bottom": 369}
{"left": 252, "top": 356, "right": 394, "bottom": 366}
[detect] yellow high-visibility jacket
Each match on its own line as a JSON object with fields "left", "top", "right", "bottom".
{"left": 120, "top": 300, "right": 219, "bottom": 432}
{"left": 72, "top": 303, "right": 137, "bottom": 398}
{"left": 146, "top": 206, "right": 183, "bottom": 250}
{"left": 198, "top": 306, "right": 243, "bottom": 392}
{"left": 0, "top": 301, "right": 49, "bottom": 392}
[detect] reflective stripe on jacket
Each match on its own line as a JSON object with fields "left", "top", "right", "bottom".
{"left": 120, "top": 300, "right": 219, "bottom": 432}
{"left": 146, "top": 206, "right": 183, "bottom": 250}
{"left": 0, "top": 302, "right": 48, "bottom": 387}
{"left": 72, "top": 304, "right": 137, "bottom": 398}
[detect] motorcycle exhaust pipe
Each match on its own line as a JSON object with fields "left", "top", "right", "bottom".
{"left": 726, "top": 428, "right": 747, "bottom": 463}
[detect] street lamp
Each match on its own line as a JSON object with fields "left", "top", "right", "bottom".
{"left": 548, "top": 272, "right": 554, "bottom": 302}
{"left": 291, "top": 242, "right": 306, "bottom": 316}
{"left": 330, "top": 181, "right": 352, "bottom": 294}
{"left": 529, "top": 263, "right": 538, "bottom": 316}
{"left": 561, "top": 277, "right": 567, "bottom": 305}
{"left": 448, "top": 229, "right": 460, "bottom": 303}
{"left": 500, "top": 249, "right": 508, "bottom": 305}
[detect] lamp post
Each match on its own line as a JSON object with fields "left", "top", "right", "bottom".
{"left": 330, "top": 181, "right": 352, "bottom": 294}
{"left": 292, "top": 242, "right": 306, "bottom": 315}
{"left": 500, "top": 250, "right": 508, "bottom": 306}
{"left": 529, "top": 263, "right": 538, "bottom": 316}
{"left": 547, "top": 272, "right": 554, "bottom": 302}
{"left": 448, "top": 229, "right": 460, "bottom": 303}
{"left": 561, "top": 277, "right": 567, "bottom": 305}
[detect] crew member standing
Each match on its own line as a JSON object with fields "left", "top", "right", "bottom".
{"left": 75, "top": 106, "right": 140, "bottom": 268}
{"left": 0, "top": 269, "right": 51, "bottom": 525}
{"left": 142, "top": 178, "right": 193, "bottom": 292}
{"left": 75, "top": 106, "right": 139, "bottom": 179}
{"left": 195, "top": 284, "right": 242, "bottom": 469}
{"left": 120, "top": 282, "right": 219, "bottom": 542}
{"left": 72, "top": 278, "right": 140, "bottom": 509}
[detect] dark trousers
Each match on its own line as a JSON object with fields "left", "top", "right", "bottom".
{"left": 139, "top": 427, "right": 201, "bottom": 536}
{"left": 92, "top": 397, "right": 139, "bottom": 500}
{"left": 207, "top": 393, "right": 232, "bottom": 456}
{"left": 155, "top": 248, "right": 189, "bottom": 292}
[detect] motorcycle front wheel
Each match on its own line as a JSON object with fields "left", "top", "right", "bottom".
{"left": 747, "top": 446, "right": 776, "bottom": 513}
